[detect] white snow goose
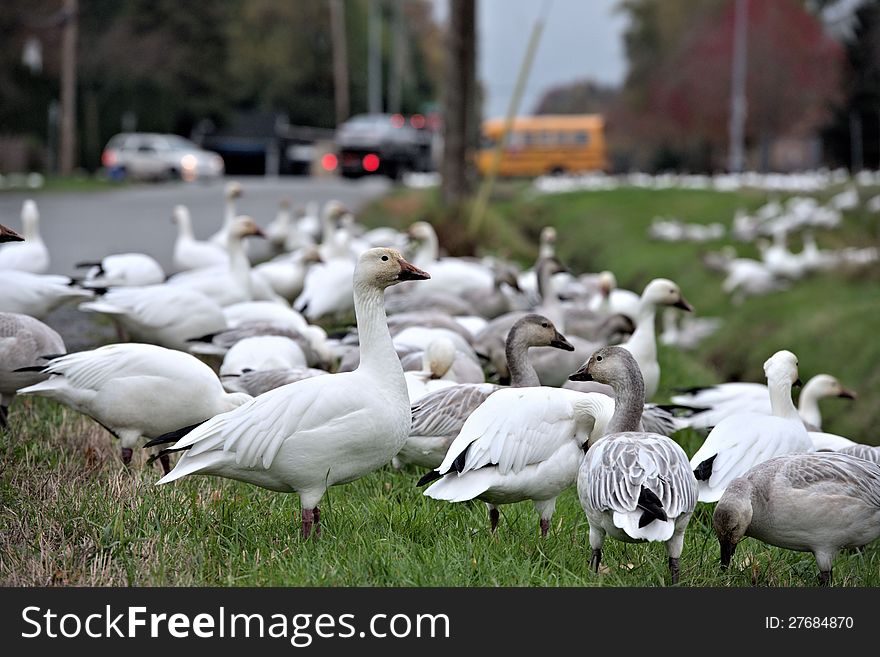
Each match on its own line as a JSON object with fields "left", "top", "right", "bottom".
{"left": 0, "top": 199, "right": 49, "bottom": 273}
{"left": 76, "top": 253, "right": 165, "bottom": 288}
{"left": 573, "top": 346, "right": 697, "bottom": 584}
{"left": 689, "top": 350, "right": 814, "bottom": 503}
{"left": 0, "top": 312, "right": 65, "bottom": 428}
{"left": 714, "top": 452, "right": 880, "bottom": 585}
{"left": 153, "top": 248, "right": 430, "bottom": 538}
{"left": 208, "top": 180, "right": 244, "bottom": 247}
{"left": 0, "top": 271, "right": 94, "bottom": 319}
{"left": 16, "top": 343, "right": 251, "bottom": 470}
{"left": 171, "top": 204, "right": 228, "bottom": 272}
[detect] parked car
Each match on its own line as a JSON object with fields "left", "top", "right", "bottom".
{"left": 101, "top": 133, "right": 225, "bottom": 182}
{"left": 333, "top": 113, "right": 433, "bottom": 180}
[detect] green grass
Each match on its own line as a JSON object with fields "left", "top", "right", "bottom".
{"left": 2, "top": 182, "right": 879, "bottom": 587}
{"left": 0, "top": 175, "right": 130, "bottom": 194}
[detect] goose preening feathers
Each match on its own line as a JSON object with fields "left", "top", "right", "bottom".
{"left": 574, "top": 346, "right": 697, "bottom": 584}
{"left": 16, "top": 343, "right": 251, "bottom": 470}
{"left": 154, "top": 248, "right": 430, "bottom": 538}
{"left": 0, "top": 312, "right": 65, "bottom": 428}
{"left": 0, "top": 199, "right": 49, "bottom": 273}
{"left": 714, "top": 452, "right": 880, "bottom": 586}
{"left": 688, "top": 350, "right": 814, "bottom": 503}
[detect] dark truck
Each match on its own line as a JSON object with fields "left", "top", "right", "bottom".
{"left": 334, "top": 113, "right": 434, "bottom": 180}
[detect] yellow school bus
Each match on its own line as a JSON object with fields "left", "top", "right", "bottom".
{"left": 476, "top": 114, "right": 609, "bottom": 177}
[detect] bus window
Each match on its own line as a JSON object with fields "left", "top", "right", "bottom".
{"left": 575, "top": 131, "right": 589, "bottom": 144}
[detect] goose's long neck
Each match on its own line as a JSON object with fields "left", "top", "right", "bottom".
{"left": 354, "top": 283, "right": 401, "bottom": 380}
{"left": 226, "top": 235, "right": 253, "bottom": 298}
{"left": 321, "top": 209, "right": 336, "bottom": 245}
{"left": 223, "top": 198, "right": 236, "bottom": 232}
{"left": 537, "top": 264, "right": 564, "bottom": 330}
{"left": 177, "top": 213, "right": 194, "bottom": 240}
{"left": 22, "top": 212, "right": 40, "bottom": 241}
{"left": 506, "top": 333, "right": 540, "bottom": 387}
{"left": 413, "top": 232, "right": 438, "bottom": 268}
{"left": 768, "top": 377, "right": 800, "bottom": 421}
{"left": 796, "top": 378, "right": 821, "bottom": 427}
{"left": 606, "top": 367, "right": 645, "bottom": 434}
{"left": 625, "top": 300, "right": 657, "bottom": 362}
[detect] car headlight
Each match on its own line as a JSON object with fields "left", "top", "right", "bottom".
{"left": 180, "top": 154, "right": 198, "bottom": 171}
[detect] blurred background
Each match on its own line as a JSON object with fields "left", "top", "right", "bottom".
{"left": 0, "top": 0, "right": 877, "bottom": 182}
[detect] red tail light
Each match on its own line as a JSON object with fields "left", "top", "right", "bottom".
{"left": 362, "top": 153, "right": 380, "bottom": 172}
{"left": 321, "top": 153, "right": 338, "bottom": 171}
{"left": 102, "top": 150, "right": 117, "bottom": 167}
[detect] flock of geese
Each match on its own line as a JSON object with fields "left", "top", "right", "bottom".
{"left": 1, "top": 179, "right": 878, "bottom": 587}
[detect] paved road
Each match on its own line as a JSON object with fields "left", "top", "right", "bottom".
{"left": 0, "top": 175, "right": 391, "bottom": 351}
{"left": 0, "top": 175, "right": 391, "bottom": 277}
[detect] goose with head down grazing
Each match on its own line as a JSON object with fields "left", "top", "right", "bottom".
{"left": 16, "top": 343, "right": 251, "bottom": 471}
{"left": 714, "top": 452, "right": 880, "bottom": 586}
{"left": 0, "top": 224, "right": 23, "bottom": 243}
{"left": 573, "top": 346, "right": 697, "bottom": 584}
{"left": 0, "top": 200, "right": 49, "bottom": 273}
{"left": 689, "top": 350, "right": 814, "bottom": 503}
{"left": 153, "top": 248, "right": 430, "bottom": 539}
{"left": 0, "top": 312, "right": 65, "bottom": 429}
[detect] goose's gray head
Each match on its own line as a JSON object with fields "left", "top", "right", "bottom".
{"left": 763, "top": 350, "right": 800, "bottom": 388}
{"left": 407, "top": 221, "right": 436, "bottom": 243}
{"left": 356, "top": 247, "right": 430, "bottom": 288}
{"left": 804, "top": 374, "right": 856, "bottom": 400}
{"left": 229, "top": 216, "right": 265, "bottom": 240}
{"left": 713, "top": 480, "right": 754, "bottom": 568}
{"left": 510, "top": 314, "right": 573, "bottom": 351}
{"left": 641, "top": 278, "right": 693, "bottom": 312}
{"left": 568, "top": 345, "right": 640, "bottom": 387}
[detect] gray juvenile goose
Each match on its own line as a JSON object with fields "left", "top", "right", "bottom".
{"left": 572, "top": 346, "right": 697, "bottom": 584}
{"left": 714, "top": 451, "right": 880, "bottom": 586}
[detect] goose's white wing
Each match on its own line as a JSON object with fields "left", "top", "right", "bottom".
{"left": 437, "top": 387, "right": 581, "bottom": 476}
{"left": 583, "top": 433, "right": 697, "bottom": 520}
{"left": 410, "top": 383, "right": 499, "bottom": 437}
{"left": 689, "top": 413, "right": 813, "bottom": 502}
{"left": 164, "top": 372, "right": 361, "bottom": 472}
{"left": 80, "top": 286, "right": 218, "bottom": 329}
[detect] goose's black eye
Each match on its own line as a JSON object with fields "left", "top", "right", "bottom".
{"left": 541, "top": 322, "right": 549, "bottom": 328}
{"left": 381, "top": 255, "right": 389, "bottom": 261}
{"left": 596, "top": 355, "right": 603, "bottom": 362}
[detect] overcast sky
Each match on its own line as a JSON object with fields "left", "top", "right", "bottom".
{"left": 433, "top": 0, "right": 628, "bottom": 118}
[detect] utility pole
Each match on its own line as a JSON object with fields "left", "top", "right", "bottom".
{"left": 727, "top": 0, "right": 748, "bottom": 173}
{"left": 329, "top": 0, "right": 350, "bottom": 126}
{"left": 388, "top": 1, "right": 405, "bottom": 115}
{"left": 59, "top": 0, "right": 78, "bottom": 175}
{"left": 368, "top": 0, "right": 383, "bottom": 114}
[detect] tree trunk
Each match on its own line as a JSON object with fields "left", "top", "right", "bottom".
{"left": 441, "top": 0, "right": 476, "bottom": 209}
{"left": 329, "top": 0, "right": 350, "bottom": 126}
{"left": 60, "top": 0, "right": 78, "bottom": 175}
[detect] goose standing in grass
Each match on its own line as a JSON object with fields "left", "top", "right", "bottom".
{"left": 208, "top": 181, "right": 244, "bottom": 247}
{"left": 713, "top": 452, "right": 880, "bottom": 586}
{"left": 672, "top": 374, "right": 857, "bottom": 431}
{"left": 76, "top": 253, "right": 165, "bottom": 288}
{"left": 689, "top": 350, "right": 814, "bottom": 503}
{"left": 0, "top": 224, "right": 23, "bottom": 242}
{"left": 78, "top": 285, "right": 226, "bottom": 351}
{"left": 171, "top": 205, "right": 228, "bottom": 272}
{"left": 0, "top": 200, "right": 49, "bottom": 273}
{"left": 153, "top": 248, "right": 430, "bottom": 538}
{"left": 0, "top": 271, "right": 94, "bottom": 319}
{"left": 403, "top": 314, "right": 574, "bottom": 471}
{"left": 573, "top": 346, "right": 697, "bottom": 584}
{"left": 0, "top": 312, "right": 65, "bottom": 429}
{"left": 16, "top": 343, "right": 251, "bottom": 471}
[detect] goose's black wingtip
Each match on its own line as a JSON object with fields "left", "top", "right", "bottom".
{"left": 636, "top": 486, "right": 668, "bottom": 528}
{"left": 13, "top": 365, "right": 46, "bottom": 373}
{"left": 416, "top": 470, "right": 443, "bottom": 487}
{"left": 693, "top": 454, "right": 717, "bottom": 482}
{"left": 143, "top": 421, "right": 204, "bottom": 449}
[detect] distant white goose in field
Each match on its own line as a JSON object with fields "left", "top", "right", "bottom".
{"left": 297, "top": 201, "right": 322, "bottom": 242}
{"left": 188, "top": 321, "right": 331, "bottom": 369}
{"left": 78, "top": 285, "right": 226, "bottom": 351}
{"left": 405, "top": 221, "right": 494, "bottom": 296}
{"left": 0, "top": 271, "right": 93, "bottom": 319}
{"left": 254, "top": 246, "right": 323, "bottom": 302}
{"left": 76, "top": 253, "right": 165, "bottom": 288}
{"left": 0, "top": 200, "right": 49, "bottom": 273}
{"left": 0, "top": 312, "right": 65, "bottom": 428}
{"left": 586, "top": 271, "right": 642, "bottom": 322}
{"left": 404, "top": 340, "right": 459, "bottom": 403}
{"left": 154, "top": 248, "right": 430, "bottom": 538}
{"left": 219, "top": 335, "right": 307, "bottom": 378}
{"left": 294, "top": 217, "right": 359, "bottom": 320}
{"left": 714, "top": 452, "right": 880, "bottom": 586}
{"left": 689, "top": 350, "right": 814, "bottom": 503}
{"left": 837, "top": 444, "right": 880, "bottom": 464}
{"left": 221, "top": 301, "right": 309, "bottom": 332}
{"left": 17, "top": 343, "right": 251, "bottom": 470}
{"left": 0, "top": 224, "right": 23, "bottom": 242}
{"left": 171, "top": 204, "right": 228, "bottom": 272}
{"left": 671, "top": 374, "right": 856, "bottom": 431}
{"left": 421, "top": 385, "right": 612, "bottom": 537}
{"left": 208, "top": 180, "right": 244, "bottom": 247}
{"left": 167, "top": 216, "right": 267, "bottom": 306}
{"left": 402, "top": 314, "right": 574, "bottom": 472}
{"left": 265, "top": 198, "right": 294, "bottom": 251}
{"left": 617, "top": 278, "right": 693, "bottom": 400}
{"left": 574, "top": 346, "right": 697, "bottom": 584}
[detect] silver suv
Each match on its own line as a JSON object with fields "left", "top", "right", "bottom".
{"left": 101, "top": 133, "right": 225, "bottom": 182}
